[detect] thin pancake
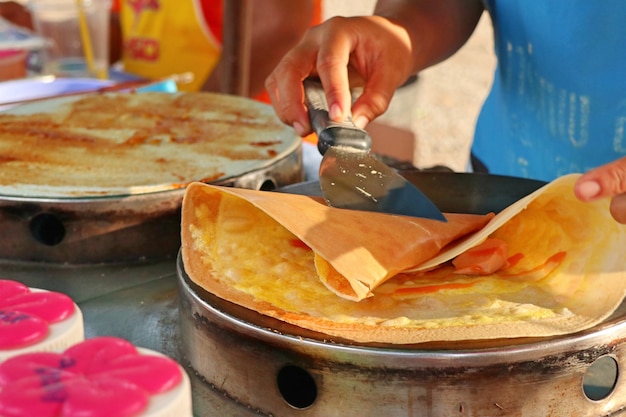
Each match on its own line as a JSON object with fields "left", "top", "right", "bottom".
{"left": 0, "top": 92, "right": 298, "bottom": 198}
{"left": 181, "top": 174, "right": 626, "bottom": 344}
{"left": 182, "top": 186, "right": 492, "bottom": 301}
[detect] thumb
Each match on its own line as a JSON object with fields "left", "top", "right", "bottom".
{"left": 610, "top": 194, "right": 626, "bottom": 224}
{"left": 350, "top": 74, "right": 400, "bottom": 130}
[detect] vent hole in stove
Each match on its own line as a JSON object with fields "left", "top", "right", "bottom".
{"left": 277, "top": 365, "right": 317, "bottom": 409}
{"left": 30, "top": 213, "right": 66, "bottom": 246}
{"left": 259, "top": 179, "right": 277, "bottom": 191}
{"left": 582, "top": 355, "right": 619, "bottom": 401}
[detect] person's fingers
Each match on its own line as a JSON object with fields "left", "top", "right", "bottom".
{"left": 266, "top": 15, "right": 413, "bottom": 135}
{"left": 610, "top": 193, "right": 626, "bottom": 224}
{"left": 265, "top": 42, "right": 318, "bottom": 136}
{"left": 339, "top": 16, "right": 414, "bottom": 128}
{"left": 574, "top": 157, "right": 626, "bottom": 201}
{"left": 351, "top": 72, "right": 400, "bottom": 129}
{"left": 316, "top": 17, "right": 356, "bottom": 123}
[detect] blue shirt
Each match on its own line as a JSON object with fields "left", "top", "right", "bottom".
{"left": 472, "top": 0, "right": 626, "bottom": 181}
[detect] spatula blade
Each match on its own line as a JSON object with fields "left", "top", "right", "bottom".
{"left": 303, "top": 78, "right": 445, "bottom": 220}
{"left": 319, "top": 146, "right": 447, "bottom": 220}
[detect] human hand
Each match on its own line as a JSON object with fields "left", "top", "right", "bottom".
{"left": 574, "top": 157, "right": 626, "bottom": 224}
{"left": 265, "top": 15, "right": 414, "bottom": 137}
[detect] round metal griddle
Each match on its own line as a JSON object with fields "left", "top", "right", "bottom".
{"left": 176, "top": 171, "right": 626, "bottom": 417}
{"left": 0, "top": 91, "right": 303, "bottom": 263}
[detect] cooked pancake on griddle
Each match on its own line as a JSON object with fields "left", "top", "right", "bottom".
{"left": 0, "top": 92, "right": 298, "bottom": 197}
{"left": 181, "top": 175, "right": 626, "bottom": 344}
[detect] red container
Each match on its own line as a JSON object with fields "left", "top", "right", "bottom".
{"left": 0, "top": 49, "right": 27, "bottom": 81}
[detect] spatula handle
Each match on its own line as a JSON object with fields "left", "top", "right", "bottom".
{"left": 303, "top": 79, "right": 372, "bottom": 155}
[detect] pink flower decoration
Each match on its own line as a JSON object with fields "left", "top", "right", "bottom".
{"left": 0, "top": 337, "right": 183, "bottom": 417}
{"left": 0, "top": 280, "right": 76, "bottom": 349}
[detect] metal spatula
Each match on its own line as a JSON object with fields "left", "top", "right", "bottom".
{"left": 303, "top": 79, "right": 446, "bottom": 221}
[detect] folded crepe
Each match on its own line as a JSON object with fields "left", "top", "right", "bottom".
{"left": 181, "top": 174, "right": 626, "bottom": 344}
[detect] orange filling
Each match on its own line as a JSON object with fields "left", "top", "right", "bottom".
{"left": 394, "top": 282, "right": 476, "bottom": 296}
{"left": 452, "top": 238, "right": 509, "bottom": 275}
{"left": 390, "top": 250, "right": 567, "bottom": 296}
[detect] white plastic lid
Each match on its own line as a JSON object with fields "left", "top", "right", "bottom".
{"left": 0, "top": 16, "right": 46, "bottom": 51}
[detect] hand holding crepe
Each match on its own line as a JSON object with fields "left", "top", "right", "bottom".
{"left": 181, "top": 174, "right": 626, "bottom": 344}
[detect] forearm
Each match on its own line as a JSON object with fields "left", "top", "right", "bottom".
{"left": 374, "top": 0, "right": 484, "bottom": 73}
